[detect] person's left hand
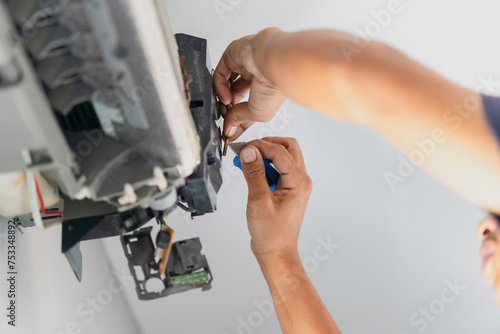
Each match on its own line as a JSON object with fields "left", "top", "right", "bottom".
{"left": 214, "top": 31, "right": 287, "bottom": 141}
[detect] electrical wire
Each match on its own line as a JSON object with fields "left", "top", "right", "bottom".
{"left": 34, "top": 177, "right": 63, "bottom": 216}
{"left": 177, "top": 202, "right": 190, "bottom": 212}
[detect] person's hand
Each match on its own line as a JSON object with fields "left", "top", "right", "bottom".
{"left": 237, "top": 137, "right": 312, "bottom": 261}
{"left": 239, "top": 138, "right": 341, "bottom": 334}
{"left": 214, "top": 29, "right": 287, "bottom": 141}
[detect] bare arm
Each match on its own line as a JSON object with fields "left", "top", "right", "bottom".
{"left": 215, "top": 28, "right": 500, "bottom": 213}
{"left": 238, "top": 138, "right": 341, "bottom": 334}
{"left": 257, "top": 252, "right": 341, "bottom": 334}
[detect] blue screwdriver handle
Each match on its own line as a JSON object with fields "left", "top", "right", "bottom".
{"left": 233, "top": 155, "right": 280, "bottom": 191}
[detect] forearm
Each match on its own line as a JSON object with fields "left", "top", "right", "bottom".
{"left": 347, "top": 42, "right": 500, "bottom": 211}
{"left": 254, "top": 29, "right": 500, "bottom": 212}
{"left": 256, "top": 251, "right": 341, "bottom": 334}
{"left": 253, "top": 28, "right": 479, "bottom": 126}
{"left": 251, "top": 28, "right": 357, "bottom": 118}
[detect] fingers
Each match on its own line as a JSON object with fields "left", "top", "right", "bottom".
{"left": 215, "top": 37, "right": 285, "bottom": 139}
{"left": 230, "top": 77, "right": 251, "bottom": 106}
{"left": 247, "top": 139, "right": 308, "bottom": 190}
{"left": 214, "top": 56, "right": 233, "bottom": 106}
{"left": 261, "top": 137, "right": 306, "bottom": 171}
{"left": 239, "top": 145, "right": 272, "bottom": 200}
{"left": 214, "top": 36, "right": 254, "bottom": 106}
{"left": 218, "top": 103, "right": 253, "bottom": 141}
{"left": 228, "top": 122, "right": 255, "bottom": 143}
{"left": 222, "top": 85, "right": 285, "bottom": 138}
{"left": 217, "top": 77, "right": 250, "bottom": 117}
{"left": 214, "top": 51, "right": 246, "bottom": 106}
{"left": 223, "top": 102, "right": 256, "bottom": 137}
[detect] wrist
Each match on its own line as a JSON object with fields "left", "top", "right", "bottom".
{"left": 255, "top": 248, "right": 301, "bottom": 269}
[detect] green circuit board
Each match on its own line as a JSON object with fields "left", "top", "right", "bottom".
{"left": 169, "top": 270, "right": 211, "bottom": 287}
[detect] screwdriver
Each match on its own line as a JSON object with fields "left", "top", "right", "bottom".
{"left": 229, "top": 142, "right": 281, "bottom": 191}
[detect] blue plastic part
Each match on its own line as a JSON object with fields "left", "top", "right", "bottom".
{"left": 233, "top": 155, "right": 280, "bottom": 191}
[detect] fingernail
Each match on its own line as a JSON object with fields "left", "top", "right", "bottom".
{"left": 241, "top": 146, "right": 257, "bottom": 163}
{"left": 226, "top": 126, "right": 237, "bottom": 138}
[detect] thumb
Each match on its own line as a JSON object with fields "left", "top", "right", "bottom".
{"left": 240, "top": 145, "right": 271, "bottom": 198}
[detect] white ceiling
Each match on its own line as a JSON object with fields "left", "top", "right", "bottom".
{"left": 100, "top": 0, "right": 500, "bottom": 333}
{"left": 4, "top": 1, "right": 500, "bottom": 334}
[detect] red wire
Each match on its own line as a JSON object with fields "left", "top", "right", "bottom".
{"left": 34, "top": 177, "right": 63, "bottom": 216}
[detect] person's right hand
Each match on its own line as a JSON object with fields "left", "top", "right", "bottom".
{"left": 214, "top": 29, "right": 287, "bottom": 141}
{"left": 239, "top": 138, "right": 341, "bottom": 334}
{"left": 237, "top": 137, "right": 312, "bottom": 261}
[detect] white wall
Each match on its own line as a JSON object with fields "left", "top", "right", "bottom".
{"left": 101, "top": 0, "right": 500, "bottom": 333}
{"left": 0, "top": 217, "right": 139, "bottom": 334}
